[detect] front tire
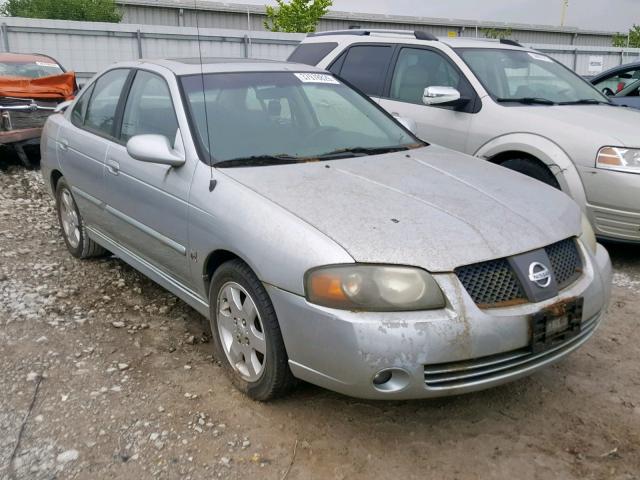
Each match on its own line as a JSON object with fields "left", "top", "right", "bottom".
{"left": 209, "top": 259, "right": 296, "bottom": 401}
{"left": 55, "top": 177, "right": 107, "bottom": 259}
{"left": 500, "top": 157, "right": 561, "bottom": 189}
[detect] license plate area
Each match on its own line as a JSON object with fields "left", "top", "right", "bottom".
{"left": 531, "top": 297, "right": 583, "bottom": 353}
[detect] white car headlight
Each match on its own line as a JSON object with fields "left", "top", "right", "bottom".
{"left": 596, "top": 146, "right": 640, "bottom": 174}
{"left": 580, "top": 213, "right": 597, "bottom": 254}
{"left": 304, "top": 264, "right": 446, "bottom": 311}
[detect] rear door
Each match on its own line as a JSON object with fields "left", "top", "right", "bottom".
{"left": 102, "top": 68, "right": 196, "bottom": 286}
{"left": 377, "top": 46, "right": 478, "bottom": 150}
{"left": 328, "top": 44, "right": 395, "bottom": 104}
{"left": 57, "top": 68, "right": 130, "bottom": 228}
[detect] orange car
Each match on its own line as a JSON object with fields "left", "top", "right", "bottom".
{"left": 0, "top": 52, "right": 77, "bottom": 166}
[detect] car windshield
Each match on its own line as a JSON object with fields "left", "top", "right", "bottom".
{"left": 0, "top": 60, "right": 63, "bottom": 79}
{"left": 457, "top": 48, "right": 609, "bottom": 104}
{"left": 180, "top": 71, "right": 421, "bottom": 165}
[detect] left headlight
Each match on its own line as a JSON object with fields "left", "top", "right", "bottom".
{"left": 304, "top": 264, "right": 446, "bottom": 311}
{"left": 596, "top": 146, "right": 640, "bottom": 174}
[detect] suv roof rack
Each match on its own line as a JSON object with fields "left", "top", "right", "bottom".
{"left": 499, "top": 38, "right": 523, "bottom": 47}
{"left": 308, "top": 29, "right": 439, "bottom": 41}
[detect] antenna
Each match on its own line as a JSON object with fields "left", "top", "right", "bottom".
{"left": 194, "top": 0, "right": 216, "bottom": 191}
{"left": 560, "top": 0, "right": 569, "bottom": 27}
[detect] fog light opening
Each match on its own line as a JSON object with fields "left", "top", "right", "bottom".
{"left": 373, "top": 370, "right": 393, "bottom": 386}
{"left": 371, "top": 368, "right": 411, "bottom": 393}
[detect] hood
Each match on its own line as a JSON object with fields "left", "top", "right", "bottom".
{"left": 511, "top": 104, "right": 640, "bottom": 148}
{"left": 0, "top": 72, "right": 77, "bottom": 101}
{"left": 222, "top": 145, "right": 581, "bottom": 272}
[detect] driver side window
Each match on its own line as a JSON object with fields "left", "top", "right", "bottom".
{"left": 594, "top": 68, "right": 640, "bottom": 95}
{"left": 120, "top": 71, "right": 178, "bottom": 145}
{"left": 390, "top": 48, "right": 461, "bottom": 105}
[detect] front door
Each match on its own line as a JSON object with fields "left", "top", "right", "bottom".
{"left": 102, "top": 69, "right": 196, "bottom": 286}
{"left": 378, "top": 46, "right": 477, "bottom": 152}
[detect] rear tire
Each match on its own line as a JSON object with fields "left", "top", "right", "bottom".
{"left": 500, "top": 157, "right": 561, "bottom": 189}
{"left": 209, "top": 259, "right": 296, "bottom": 401}
{"left": 55, "top": 177, "right": 107, "bottom": 259}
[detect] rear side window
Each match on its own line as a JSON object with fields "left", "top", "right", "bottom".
{"left": 334, "top": 45, "right": 393, "bottom": 97}
{"left": 287, "top": 42, "right": 338, "bottom": 66}
{"left": 71, "top": 83, "right": 95, "bottom": 127}
{"left": 84, "top": 69, "right": 130, "bottom": 138}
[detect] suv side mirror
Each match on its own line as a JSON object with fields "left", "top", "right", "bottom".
{"left": 422, "top": 86, "right": 468, "bottom": 107}
{"left": 126, "top": 134, "right": 185, "bottom": 167}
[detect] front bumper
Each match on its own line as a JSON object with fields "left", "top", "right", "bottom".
{"left": 0, "top": 127, "right": 42, "bottom": 146}
{"left": 580, "top": 166, "right": 640, "bottom": 242}
{"left": 268, "top": 242, "right": 612, "bottom": 400}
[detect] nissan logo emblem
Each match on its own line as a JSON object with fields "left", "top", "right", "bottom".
{"left": 528, "top": 262, "right": 552, "bottom": 288}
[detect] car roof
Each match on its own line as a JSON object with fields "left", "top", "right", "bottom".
{"left": 136, "top": 57, "right": 326, "bottom": 76}
{"left": 304, "top": 29, "right": 531, "bottom": 51}
{"left": 0, "top": 52, "right": 62, "bottom": 64}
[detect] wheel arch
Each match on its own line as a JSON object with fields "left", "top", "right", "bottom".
{"left": 203, "top": 249, "right": 249, "bottom": 295}
{"left": 474, "top": 133, "right": 588, "bottom": 210}
{"left": 50, "top": 169, "right": 63, "bottom": 194}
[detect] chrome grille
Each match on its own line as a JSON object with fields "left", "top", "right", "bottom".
{"left": 424, "top": 314, "right": 599, "bottom": 390}
{"left": 454, "top": 258, "right": 526, "bottom": 308}
{"left": 545, "top": 238, "right": 582, "bottom": 289}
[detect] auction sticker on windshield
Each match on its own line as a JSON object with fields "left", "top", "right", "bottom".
{"left": 294, "top": 73, "right": 340, "bottom": 84}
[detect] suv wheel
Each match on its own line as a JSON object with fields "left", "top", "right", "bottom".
{"left": 500, "top": 157, "right": 561, "bottom": 189}
{"left": 209, "top": 259, "right": 296, "bottom": 401}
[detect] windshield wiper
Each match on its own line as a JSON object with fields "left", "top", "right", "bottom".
{"left": 313, "top": 145, "right": 411, "bottom": 160}
{"left": 557, "top": 99, "right": 611, "bottom": 105}
{"left": 496, "top": 97, "right": 556, "bottom": 105}
{"left": 215, "top": 154, "right": 301, "bottom": 168}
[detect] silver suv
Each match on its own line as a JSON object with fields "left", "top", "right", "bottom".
{"left": 291, "top": 30, "right": 640, "bottom": 243}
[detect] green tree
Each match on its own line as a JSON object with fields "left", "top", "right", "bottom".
{"left": 1, "top": 0, "right": 122, "bottom": 23}
{"left": 613, "top": 25, "right": 640, "bottom": 48}
{"left": 264, "top": 0, "right": 332, "bottom": 33}
{"left": 482, "top": 27, "right": 513, "bottom": 40}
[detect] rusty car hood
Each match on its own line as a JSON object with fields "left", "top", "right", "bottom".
{"left": 0, "top": 72, "right": 76, "bottom": 101}
{"left": 221, "top": 145, "right": 581, "bottom": 272}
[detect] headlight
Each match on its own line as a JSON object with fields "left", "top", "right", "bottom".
{"left": 580, "top": 213, "right": 597, "bottom": 254}
{"left": 596, "top": 146, "right": 640, "bottom": 174}
{"left": 304, "top": 264, "right": 446, "bottom": 311}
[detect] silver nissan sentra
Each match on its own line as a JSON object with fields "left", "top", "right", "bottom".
{"left": 40, "top": 58, "right": 612, "bottom": 401}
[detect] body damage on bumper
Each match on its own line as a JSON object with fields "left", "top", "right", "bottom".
{"left": 267, "top": 243, "right": 612, "bottom": 400}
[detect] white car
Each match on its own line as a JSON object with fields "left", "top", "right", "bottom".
{"left": 290, "top": 30, "right": 640, "bottom": 243}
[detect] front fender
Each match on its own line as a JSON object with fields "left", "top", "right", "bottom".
{"left": 474, "top": 133, "right": 587, "bottom": 211}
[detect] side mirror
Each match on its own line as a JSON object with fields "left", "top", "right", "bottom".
{"left": 126, "top": 134, "right": 185, "bottom": 167}
{"left": 422, "top": 86, "right": 468, "bottom": 107}
{"left": 601, "top": 87, "right": 615, "bottom": 97}
{"left": 395, "top": 116, "right": 417, "bottom": 134}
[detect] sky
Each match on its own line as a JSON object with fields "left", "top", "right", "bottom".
{"left": 243, "top": 0, "right": 640, "bottom": 32}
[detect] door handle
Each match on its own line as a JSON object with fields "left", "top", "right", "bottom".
{"left": 58, "top": 138, "right": 69, "bottom": 151}
{"left": 106, "top": 158, "right": 120, "bottom": 175}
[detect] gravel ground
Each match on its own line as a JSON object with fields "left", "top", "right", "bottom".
{"left": 1, "top": 157, "right": 639, "bottom": 480}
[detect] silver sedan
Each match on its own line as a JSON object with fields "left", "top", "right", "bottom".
{"left": 40, "top": 59, "right": 612, "bottom": 400}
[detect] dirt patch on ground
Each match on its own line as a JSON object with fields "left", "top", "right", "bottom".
{"left": 1, "top": 162, "right": 639, "bottom": 480}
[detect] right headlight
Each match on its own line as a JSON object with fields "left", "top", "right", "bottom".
{"left": 596, "top": 146, "right": 640, "bottom": 174}
{"left": 304, "top": 264, "right": 446, "bottom": 311}
{"left": 580, "top": 213, "right": 597, "bottom": 255}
